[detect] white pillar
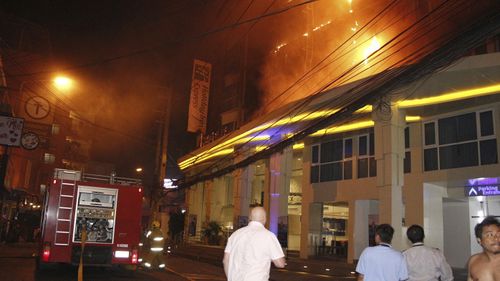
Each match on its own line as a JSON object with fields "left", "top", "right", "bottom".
{"left": 353, "top": 200, "right": 370, "bottom": 259}
{"left": 423, "top": 183, "right": 446, "bottom": 250}
{"left": 373, "top": 100, "right": 406, "bottom": 250}
{"left": 268, "top": 148, "right": 292, "bottom": 235}
{"left": 232, "top": 166, "right": 253, "bottom": 229}
{"left": 300, "top": 142, "right": 313, "bottom": 258}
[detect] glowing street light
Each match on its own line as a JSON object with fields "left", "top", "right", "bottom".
{"left": 53, "top": 76, "right": 73, "bottom": 91}
{"left": 136, "top": 167, "right": 143, "bottom": 173}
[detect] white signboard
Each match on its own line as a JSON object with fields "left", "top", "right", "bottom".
{"left": 0, "top": 116, "right": 24, "bottom": 146}
{"left": 163, "top": 178, "right": 178, "bottom": 189}
{"left": 187, "top": 59, "right": 211, "bottom": 134}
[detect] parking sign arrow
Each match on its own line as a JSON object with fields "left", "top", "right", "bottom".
{"left": 468, "top": 187, "right": 478, "bottom": 196}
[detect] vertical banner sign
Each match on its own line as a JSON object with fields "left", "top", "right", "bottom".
{"left": 187, "top": 59, "right": 211, "bottom": 134}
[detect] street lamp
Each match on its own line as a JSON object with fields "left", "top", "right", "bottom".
{"left": 136, "top": 167, "right": 143, "bottom": 173}
{"left": 19, "top": 75, "right": 74, "bottom": 97}
{"left": 53, "top": 76, "right": 73, "bottom": 91}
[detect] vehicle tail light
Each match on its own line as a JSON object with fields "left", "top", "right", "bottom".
{"left": 42, "top": 242, "right": 51, "bottom": 262}
{"left": 131, "top": 248, "right": 138, "bottom": 264}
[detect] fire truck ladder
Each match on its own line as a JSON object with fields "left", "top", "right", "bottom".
{"left": 54, "top": 179, "right": 77, "bottom": 246}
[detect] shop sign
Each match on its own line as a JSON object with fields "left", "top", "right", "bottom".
{"left": 465, "top": 185, "right": 500, "bottom": 197}
{"left": 163, "top": 178, "right": 177, "bottom": 189}
{"left": 0, "top": 116, "right": 24, "bottom": 146}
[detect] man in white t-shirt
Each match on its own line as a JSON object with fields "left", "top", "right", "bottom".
{"left": 223, "top": 207, "right": 286, "bottom": 281}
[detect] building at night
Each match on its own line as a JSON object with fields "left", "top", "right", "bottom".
{"left": 0, "top": 12, "right": 94, "bottom": 241}
{"left": 178, "top": 28, "right": 500, "bottom": 269}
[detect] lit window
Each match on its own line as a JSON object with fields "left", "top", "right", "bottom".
{"left": 52, "top": 124, "right": 60, "bottom": 135}
{"left": 44, "top": 153, "right": 55, "bottom": 164}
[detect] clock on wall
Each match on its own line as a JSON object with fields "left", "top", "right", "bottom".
{"left": 21, "top": 132, "right": 40, "bottom": 150}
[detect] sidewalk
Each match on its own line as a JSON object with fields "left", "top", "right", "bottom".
{"left": 0, "top": 242, "right": 468, "bottom": 280}
{"left": 171, "top": 243, "right": 469, "bottom": 280}
{"left": 0, "top": 242, "right": 37, "bottom": 258}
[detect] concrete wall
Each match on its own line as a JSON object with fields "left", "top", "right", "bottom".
{"left": 443, "top": 199, "right": 471, "bottom": 268}
{"left": 353, "top": 200, "right": 369, "bottom": 259}
{"left": 423, "top": 183, "right": 446, "bottom": 251}
{"left": 308, "top": 202, "right": 323, "bottom": 256}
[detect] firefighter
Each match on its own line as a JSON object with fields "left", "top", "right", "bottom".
{"left": 143, "top": 220, "right": 166, "bottom": 270}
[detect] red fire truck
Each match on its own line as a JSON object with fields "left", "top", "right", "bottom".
{"left": 36, "top": 169, "right": 143, "bottom": 270}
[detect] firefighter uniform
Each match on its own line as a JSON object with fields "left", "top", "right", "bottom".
{"left": 143, "top": 221, "right": 166, "bottom": 270}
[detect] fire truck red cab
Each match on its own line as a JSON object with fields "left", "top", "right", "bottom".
{"left": 37, "top": 169, "right": 142, "bottom": 270}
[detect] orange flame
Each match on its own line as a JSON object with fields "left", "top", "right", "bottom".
{"left": 364, "top": 36, "right": 381, "bottom": 64}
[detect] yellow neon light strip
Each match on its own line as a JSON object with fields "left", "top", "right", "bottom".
{"left": 398, "top": 84, "right": 500, "bottom": 108}
{"left": 181, "top": 83, "right": 500, "bottom": 169}
{"left": 180, "top": 114, "right": 421, "bottom": 169}
{"left": 179, "top": 148, "right": 234, "bottom": 169}
{"left": 255, "top": 145, "right": 268, "bottom": 152}
{"left": 293, "top": 143, "right": 305, "bottom": 150}
{"left": 180, "top": 115, "right": 422, "bottom": 169}
{"left": 405, "top": 115, "right": 421, "bottom": 122}
{"left": 233, "top": 135, "right": 270, "bottom": 144}
{"left": 179, "top": 79, "right": 500, "bottom": 166}
{"left": 354, "top": 105, "right": 373, "bottom": 113}
{"left": 179, "top": 110, "right": 339, "bottom": 168}
{"left": 310, "top": 120, "right": 375, "bottom": 136}
{"left": 310, "top": 116, "right": 420, "bottom": 137}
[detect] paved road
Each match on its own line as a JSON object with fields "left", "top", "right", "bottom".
{"left": 0, "top": 243, "right": 357, "bottom": 281}
{"left": 0, "top": 255, "right": 358, "bottom": 281}
{"left": 1, "top": 242, "right": 465, "bottom": 281}
{"left": 0, "top": 256, "right": 186, "bottom": 281}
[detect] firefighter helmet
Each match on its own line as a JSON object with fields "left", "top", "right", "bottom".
{"left": 152, "top": 220, "right": 160, "bottom": 228}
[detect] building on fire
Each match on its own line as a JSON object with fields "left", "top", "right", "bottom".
{"left": 178, "top": 25, "right": 500, "bottom": 270}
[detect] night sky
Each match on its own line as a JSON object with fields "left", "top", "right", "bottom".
{"left": 0, "top": 0, "right": 295, "bottom": 181}
{"left": 2, "top": 0, "right": 498, "bottom": 183}
{"left": 0, "top": 1, "right": 207, "bottom": 181}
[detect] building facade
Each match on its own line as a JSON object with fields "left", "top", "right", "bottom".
{"left": 0, "top": 13, "right": 95, "bottom": 241}
{"left": 180, "top": 37, "right": 500, "bottom": 268}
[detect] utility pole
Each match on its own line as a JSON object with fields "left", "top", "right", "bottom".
{"left": 151, "top": 92, "right": 171, "bottom": 225}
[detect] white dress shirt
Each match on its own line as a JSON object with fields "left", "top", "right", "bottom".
{"left": 403, "top": 242, "right": 453, "bottom": 281}
{"left": 224, "top": 221, "right": 284, "bottom": 281}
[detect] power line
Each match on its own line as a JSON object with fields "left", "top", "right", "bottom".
{"left": 180, "top": 0, "right": 405, "bottom": 174}
{"left": 178, "top": 1, "right": 500, "bottom": 188}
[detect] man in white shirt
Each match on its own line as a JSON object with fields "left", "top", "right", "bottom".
{"left": 356, "top": 223, "right": 408, "bottom": 281}
{"left": 223, "top": 207, "right": 286, "bottom": 281}
{"left": 403, "top": 224, "right": 453, "bottom": 281}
